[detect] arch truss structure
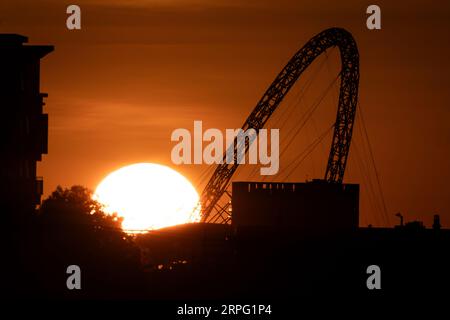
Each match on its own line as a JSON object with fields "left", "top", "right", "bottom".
{"left": 200, "top": 27, "right": 360, "bottom": 223}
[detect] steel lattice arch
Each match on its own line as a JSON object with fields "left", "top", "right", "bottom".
{"left": 200, "top": 27, "right": 360, "bottom": 223}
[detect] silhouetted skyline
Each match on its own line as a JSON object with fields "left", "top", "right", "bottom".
{"left": 2, "top": 3, "right": 450, "bottom": 305}
{"left": 1, "top": 0, "right": 449, "bottom": 228}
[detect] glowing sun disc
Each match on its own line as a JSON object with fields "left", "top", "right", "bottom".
{"left": 94, "top": 163, "right": 200, "bottom": 232}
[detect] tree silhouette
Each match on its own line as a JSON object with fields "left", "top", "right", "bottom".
{"left": 26, "top": 185, "right": 144, "bottom": 299}
{"left": 38, "top": 185, "right": 123, "bottom": 230}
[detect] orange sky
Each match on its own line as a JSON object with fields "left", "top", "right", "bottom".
{"left": 2, "top": 0, "right": 450, "bottom": 227}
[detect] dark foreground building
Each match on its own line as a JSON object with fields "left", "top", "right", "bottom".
{"left": 0, "top": 34, "right": 53, "bottom": 223}
{"left": 133, "top": 181, "right": 450, "bottom": 300}
{"left": 232, "top": 180, "right": 359, "bottom": 236}
{"left": 0, "top": 34, "right": 53, "bottom": 297}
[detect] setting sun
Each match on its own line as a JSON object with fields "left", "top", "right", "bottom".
{"left": 94, "top": 163, "right": 201, "bottom": 232}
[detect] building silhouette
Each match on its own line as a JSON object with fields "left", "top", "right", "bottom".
{"left": 0, "top": 34, "right": 53, "bottom": 224}
{"left": 232, "top": 180, "right": 359, "bottom": 236}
